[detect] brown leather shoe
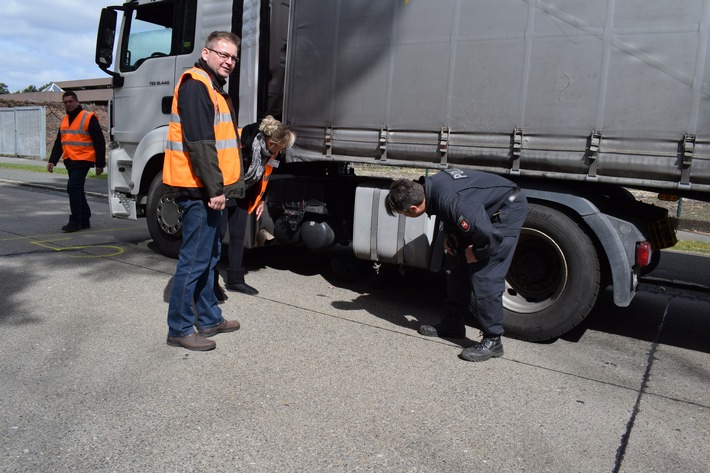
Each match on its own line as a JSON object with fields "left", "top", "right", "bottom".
{"left": 166, "top": 332, "right": 216, "bottom": 351}
{"left": 198, "top": 319, "right": 241, "bottom": 338}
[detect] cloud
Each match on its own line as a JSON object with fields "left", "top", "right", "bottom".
{"left": 0, "top": 0, "right": 114, "bottom": 92}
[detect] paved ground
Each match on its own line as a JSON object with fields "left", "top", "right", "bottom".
{"left": 0, "top": 156, "right": 708, "bottom": 472}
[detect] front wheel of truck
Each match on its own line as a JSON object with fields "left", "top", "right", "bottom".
{"left": 146, "top": 171, "right": 182, "bottom": 259}
{"left": 502, "top": 203, "right": 600, "bottom": 341}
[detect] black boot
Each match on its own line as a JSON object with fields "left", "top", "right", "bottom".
{"left": 459, "top": 336, "right": 504, "bottom": 362}
{"left": 61, "top": 222, "right": 82, "bottom": 232}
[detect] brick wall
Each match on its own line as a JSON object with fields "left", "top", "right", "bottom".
{"left": 0, "top": 98, "right": 108, "bottom": 161}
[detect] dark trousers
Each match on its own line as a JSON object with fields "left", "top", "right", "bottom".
{"left": 222, "top": 202, "right": 249, "bottom": 285}
{"left": 66, "top": 167, "right": 91, "bottom": 225}
{"left": 444, "top": 196, "right": 528, "bottom": 337}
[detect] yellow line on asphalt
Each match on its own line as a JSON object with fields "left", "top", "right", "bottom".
{"left": 30, "top": 238, "right": 125, "bottom": 257}
{"left": 0, "top": 227, "right": 139, "bottom": 242}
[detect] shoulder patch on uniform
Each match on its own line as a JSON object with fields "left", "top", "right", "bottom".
{"left": 444, "top": 169, "right": 468, "bottom": 180}
{"left": 457, "top": 216, "right": 470, "bottom": 232}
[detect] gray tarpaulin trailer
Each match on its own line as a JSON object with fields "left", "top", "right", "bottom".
{"left": 285, "top": 0, "right": 709, "bottom": 198}
{"left": 97, "top": 0, "right": 709, "bottom": 340}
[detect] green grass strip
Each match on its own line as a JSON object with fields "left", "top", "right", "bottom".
{"left": 0, "top": 162, "right": 107, "bottom": 179}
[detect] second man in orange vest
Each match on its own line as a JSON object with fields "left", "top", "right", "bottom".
{"left": 47, "top": 91, "right": 106, "bottom": 232}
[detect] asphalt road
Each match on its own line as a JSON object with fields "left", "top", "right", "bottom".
{"left": 0, "top": 179, "right": 708, "bottom": 472}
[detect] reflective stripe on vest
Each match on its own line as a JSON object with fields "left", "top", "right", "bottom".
{"left": 60, "top": 110, "right": 96, "bottom": 162}
{"left": 163, "top": 67, "right": 240, "bottom": 188}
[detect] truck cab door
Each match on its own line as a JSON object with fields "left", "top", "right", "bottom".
{"left": 101, "top": 0, "right": 202, "bottom": 220}
{"left": 110, "top": 1, "right": 191, "bottom": 144}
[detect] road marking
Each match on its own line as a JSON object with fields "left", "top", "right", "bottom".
{"left": 0, "top": 227, "right": 139, "bottom": 242}
{"left": 30, "top": 238, "right": 125, "bottom": 257}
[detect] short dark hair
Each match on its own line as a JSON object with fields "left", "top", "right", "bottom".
{"left": 205, "top": 31, "right": 241, "bottom": 49}
{"left": 62, "top": 91, "right": 78, "bottom": 101}
{"left": 384, "top": 179, "right": 424, "bottom": 216}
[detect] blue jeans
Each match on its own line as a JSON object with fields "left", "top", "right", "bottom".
{"left": 67, "top": 166, "right": 91, "bottom": 225}
{"left": 167, "top": 199, "right": 224, "bottom": 337}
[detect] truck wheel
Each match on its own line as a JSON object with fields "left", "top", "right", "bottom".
{"left": 502, "top": 204, "right": 600, "bottom": 341}
{"left": 146, "top": 171, "right": 182, "bottom": 259}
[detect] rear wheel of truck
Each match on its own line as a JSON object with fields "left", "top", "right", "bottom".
{"left": 146, "top": 171, "right": 182, "bottom": 259}
{"left": 502, "top": 203, "right": 600, "bottom": 341}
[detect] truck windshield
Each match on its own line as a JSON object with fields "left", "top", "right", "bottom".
{"left": 119, "top": 0, "right": 196, "bottom": 72}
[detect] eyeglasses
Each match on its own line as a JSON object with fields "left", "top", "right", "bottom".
{"left": 206, "top": 47, "right": 239, "bottom": 64}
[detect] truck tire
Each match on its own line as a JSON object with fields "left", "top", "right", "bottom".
{"left": 146, "top": 171, "right": 182, "bottom": 259}
{"left": 502, "top": 203, "right": 600, "bottom": 341}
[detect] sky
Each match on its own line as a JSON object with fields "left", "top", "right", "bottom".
{"left": 0, "top": 0, "right": 117, "bottom": 93}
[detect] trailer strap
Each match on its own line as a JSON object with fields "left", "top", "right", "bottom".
{"left": 680, "top": 133, "right": 695, "bottom": 188}
{"left": 586, "top": 129, "right": 602, "bottom": 180}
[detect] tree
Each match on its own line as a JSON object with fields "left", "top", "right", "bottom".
{"left": 21, "top": 85, "right": 39, "bottom": 93}
{"left": 0, "top": 83, "right": 9, "bottom": 94}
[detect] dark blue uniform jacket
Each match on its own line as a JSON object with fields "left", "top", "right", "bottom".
{"left": 423, "top": 169, "right": 519, "bottom": 261}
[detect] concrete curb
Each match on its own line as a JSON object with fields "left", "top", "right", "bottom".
{"left": 0, "top": 178, "right": 106, "bottom": 199}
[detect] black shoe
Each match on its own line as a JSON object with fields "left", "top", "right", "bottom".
{"left": 81, "top": 222, "right": 91, "bottom": 229}
{"left": 459, "top": 336, "right": 504, "bottom": 362}
{"left": 225, "top": 282, "right": 259, "bottom": 296}
{"left": 418, "top": 318, "right": 466, "bottom": 339}
{"left": 61, "top": 222, "right": 82, "bottom": 233}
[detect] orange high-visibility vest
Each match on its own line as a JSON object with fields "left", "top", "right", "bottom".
{"left": 238, "top": 127, "right": 277, "bottom": 213}
{"left": 247, "top": 160, "right": 276, "bottom": 214}
{"left": 60, "top": 110, "right": 97, "bottom": 162}
{"left": 163, "top": 67, "right": 240, "bottom": 188}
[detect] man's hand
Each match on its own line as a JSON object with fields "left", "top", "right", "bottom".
{"left": 95, "top": 167, "right": 104, "bottom": 176}
{"left": 208, "top": 194, "right": 226, "bottom": 210}
{"left": 255, "top": 201, "right": 265, "bottom": 220}
{"left": 47, "top": 163, "right": 54, "bottom": 173}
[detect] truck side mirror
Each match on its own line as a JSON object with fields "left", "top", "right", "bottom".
{"left": 95, "top": 8, "right": 118, "bottom": 75}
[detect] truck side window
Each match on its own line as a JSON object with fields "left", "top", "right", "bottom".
{"left": 119, "top": 0, "right": 196, "bottom": 72}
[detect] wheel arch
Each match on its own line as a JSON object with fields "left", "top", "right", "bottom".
{"left": 139, "top": 153, "right": 166, "bottom": 196}
{"left": 522, "top": 187, "right": 640, "bottom": 308}
{"left": 133, "top": 126, "right": 168, "bottom": 203}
